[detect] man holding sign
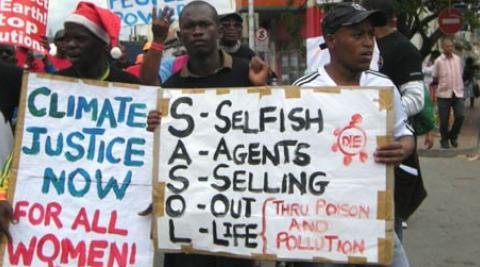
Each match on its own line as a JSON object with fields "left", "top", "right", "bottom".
{"left": 0, "top": 0, "right": 141, "bottom": 137}
{"left": 58, "top": 2, "right": 138, "bottom": 82}
{"left": 293, "top": 2, "right": 413, "bottom": 267}
{"left": 141, "top": 2, "right": 269, "bottom": 87}
{"left": 145, "top": 1, "right": 268, "bottom": 266}
{"left": 0, "top": 0, "right": 141, "bottom": 242}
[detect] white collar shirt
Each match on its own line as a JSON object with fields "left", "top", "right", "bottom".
{"left": 432, "top": 53, "right": 464, "bottom": 98}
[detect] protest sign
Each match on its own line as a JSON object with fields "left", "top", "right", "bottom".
{"left": 108, "top": 0, "right": 236, "bottom": 27}
{"left": 0, "top": 0, "right": 49, "bottom": 52}
{"left": 155, "top": 86, "right": 395, "bottom": 264}
{"left": 0, "top": 73, "right": 157, "bottom": 267}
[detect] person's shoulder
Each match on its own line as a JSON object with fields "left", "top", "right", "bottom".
{"left": 236, "top": 45, "right": 256, "bottom": 59}
{"left": 392, "top": 32, "right": 420, "bottom": 54}
{"left": 232, "top": 56, "right": 250, "bottom": 67}
{"left": 230, "top": 56, "right": 251, "bottom": 75}
{"left": 393, "top": 31, "right": 412, "bottom": 43}
{"left": 383, "top": 31, "right": 409, "bottom": 45}
{"left": 125, "top": 64, "right": 139, "bottom": 72}
{"left": 242, "top": 45, "right": 256, "bottom": 56}
{"left": 0, "top": 60, "right": 22, "bottom": 77}
{"left": 292, "top": 70, "right": 322, "bottom": 86}
{"left": 109, "top": 66, "right": 141, "bottom": 84}
{"left": 224, "top": 57, "right": 252, "bottom": 86}
{"left": 381, "top": 32, "right": 418, "bottom": 52}
{"left": 119, "top": 71, "right": 142, "bottom": 84}
{"left": 161, "top": 72, "right": 182, "bottom": 88}
{"left": 363, "top": 70, "right": 395, "bottom": 86}
{"left": 433, "top": 54, "right": 445, "bottom": 65}
{"left": 55, "top": 66, "right": 76, "bottom": 77}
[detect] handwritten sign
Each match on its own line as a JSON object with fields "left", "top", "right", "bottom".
{"left": 0, "top": 0, "right": 49, "bottom": 52}
{"left": 108, "top": 0, "right": 236, "bottom": 27}
{"left": 155, "top": 87, "right": 395, "bottom": 264}
{"left": 1, "top": 73, "right": 157, "bottom": 266}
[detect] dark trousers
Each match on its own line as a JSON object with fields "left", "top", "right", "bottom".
{"left": 437, "top": 97, "right": 465, "bottom": 141}
{"left": 164, "top": 253, "right": 254, "bottom": 267}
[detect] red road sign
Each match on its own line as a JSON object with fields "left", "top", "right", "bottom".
{"left": 255, "top": 27, "right": 269, "bottom": 42}
{"left": 438, "top": 7, "right": 463, "bottom": 34}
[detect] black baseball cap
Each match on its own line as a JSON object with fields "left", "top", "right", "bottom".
{"left": 218, "top": 12, "right": 243, "bottom": 22}
{"left": 322, "top": 2, "right": 387, "bottom": 36}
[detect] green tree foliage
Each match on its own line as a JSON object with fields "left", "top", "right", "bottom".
{"left": 395, "top": 0, "right": 480, "bottom": 58}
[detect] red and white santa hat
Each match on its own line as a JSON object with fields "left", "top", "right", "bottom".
{"left": 65, "top": 1, "right": 122, "bottom": 59}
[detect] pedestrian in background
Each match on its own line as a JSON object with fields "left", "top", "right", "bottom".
{"left": 48, "top": 30, "right": 72, "bottom": 71}
{"left": 219, "top": 12, "right": 256, "bottom": 60}
{"left": 433, "top": 36, "right": 465, "bottom": 149}
{"left": 463, "top": 56, "right": 479, "bottom": 108}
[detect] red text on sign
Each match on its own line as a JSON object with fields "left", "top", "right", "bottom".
{"left": 14, "top": 201, "right": 63, "bottom": 228}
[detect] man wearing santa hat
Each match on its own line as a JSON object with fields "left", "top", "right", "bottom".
{"left": 0, "top": 1, "right": 142, "bottom": 241}
{"left": 57, "top": 1, "right": 140, "bottom": 83}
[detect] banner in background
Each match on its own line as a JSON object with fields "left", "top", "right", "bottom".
{"left": 0, "top": 0, "right": 49, "bottom": 52}
{"left": 108, "top": 0, "right": 236, "bottom": 27}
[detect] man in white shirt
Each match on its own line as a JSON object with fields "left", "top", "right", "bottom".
{"left": 293, "top": 3, "right": 414, "bottom": 267}
{"left": 432, "top": 37, "right": 465, "bottom": 148}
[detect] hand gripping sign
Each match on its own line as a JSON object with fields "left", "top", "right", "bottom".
{"left": 154, "top": 86, "right": 395, "bottom": 265}
{"left": 0, "top": 0, "right": 49, "bottom": 52}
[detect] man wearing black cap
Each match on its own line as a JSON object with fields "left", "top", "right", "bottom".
{"left": 293, "top": 2, "right": 413, "bottom": 267}
{"left": 219, "top": 12, "right": 256, "bottom": 60}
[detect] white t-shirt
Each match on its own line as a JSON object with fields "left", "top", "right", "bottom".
{"left": 293, "top": 66, "right": 413, "bottom": 139}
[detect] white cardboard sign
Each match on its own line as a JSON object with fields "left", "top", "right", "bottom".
{"left": 155, "top": 86, "right": 394, "bottom": 265}
{"left": 1, "top": 73, "right": 157, "bottom": 267}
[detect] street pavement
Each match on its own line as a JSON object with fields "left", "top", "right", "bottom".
{"left": 404, "top": 156, "right": 480, "bottom": 267}
{"left": 418, "top": 103, "right": 479, "bottom": 157}
{"left": 404, "top": 102, "right": 480, "bottom": 267}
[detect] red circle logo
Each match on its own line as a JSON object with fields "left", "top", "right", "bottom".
{"left": 337, "top": 127, "right": 367, "bottom": 156}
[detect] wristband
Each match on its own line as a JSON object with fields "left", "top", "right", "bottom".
{"left": 150, "top": 42, "right": 164, "bottom": 52}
